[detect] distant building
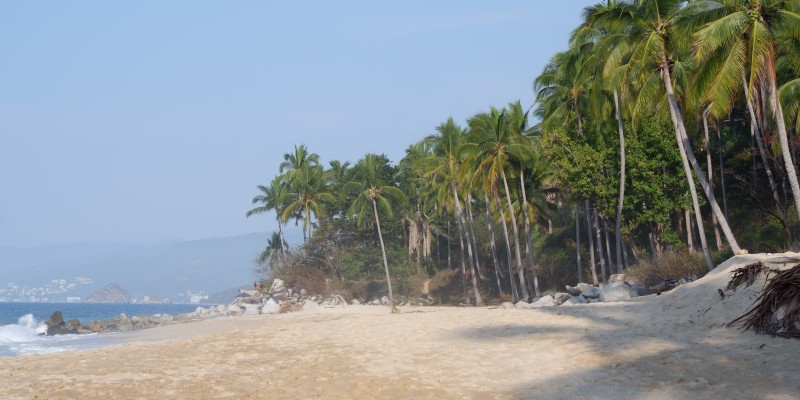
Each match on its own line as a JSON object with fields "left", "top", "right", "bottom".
{"left": 66, "top": 297, "right": 81, "bottom": 303}
{"left": 189, "top": 294, "right": 208, "bottom": 304}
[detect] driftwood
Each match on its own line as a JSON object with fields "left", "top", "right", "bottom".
{"left": 728, "top": 264, "right": 800, "bottom": 339}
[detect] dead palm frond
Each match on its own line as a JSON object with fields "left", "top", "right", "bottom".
{"left": 726, "top": 262, "right": 771, "bottom": 291}
{"left": 728, "top": 265, "right": 800, "bottom": 339}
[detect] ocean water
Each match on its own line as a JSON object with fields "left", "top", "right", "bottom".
{"left": 0, "top": 302, "right": 207, "bottom": 357}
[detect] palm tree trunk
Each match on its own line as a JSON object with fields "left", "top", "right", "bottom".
{"left": 372, "top": 199, "right": 394, "bottom": 303}
{"left": 743, "top": 75, "right": 782, "bottom": 215}
{"left": 585, "top": 200, "right": 598, "bottom": 285}
{"left": 501, "top": 170, "right": 529, "bottom": 301}
{"left": 685, "top": 210, "right": 694, "bottom": 253}
{"left": 603, "top": 218, "right": 614, "bottom": 275}
{"left": 576, "top": 203, "right": 584, "bottom": 283}
{"left": 456, "top": 219, "right": 470, "bottom": 305}
{"left": 465, "top": 194, "right": 486, "bottom": 281}
{"left": 593, "top": 208, "right": 607, "bottom": 284}
{"left": 519, "top": 168, "right": 540, "bottom": 297}
{"left": 703, "top": 114, "right": 724, "bottom": 250}
{"left": 453, "top": 186, "right": 484, "bottom": 306}
{"left": 659, "top": 56, "right": 725, "bottom": 270}
{"left": 495, "top": 191, "right": 519, "bottom": 302}
{"left": 613, "top": 90, "right": 625, "bottom": 274}
{"left": 767, "top": 66, "right": 800, "bottom": 220}
{"left": 717, "top": 122, "right": 729, "bottom": 219}
{"left": 447, "top": 221, "right": 452, "bottom": 270}
{"left": 484, "top": 193, "right": 504, "bottom": 296}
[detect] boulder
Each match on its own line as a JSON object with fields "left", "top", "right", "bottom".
{"left": 380, "top": 296, "right": 390, "bottom": 305}
{"left": 561, "top": 296, "right": 583, "bottom": 306}
{"left": 600, "top": 282, "right": 631, "bottom": 302}
{"left": 65, "top": 319, "right": 82, "bottom": 330}
{"left": 581, "top": 287, "right": 602, "bottom": 299}
{"left": 302, "top": 300, "right": 321, "bottom": 311}
{"left": 608, "top": 274, "right": 626, "bottom": 284}
{"left": 85, "top": 320, "right": 105, "bottom": 333}
{"left": 565, "top": 286, "right": 582, "bottom": 296}
{"left": 268, "top": 278, "right": 286, "bottom": 294}
{"left": 499, "top": 302, "right": 515, "bottom": 309}
{"left": 629, "top": 284, "right": 650, "bottom": 298}
{"left": 531, "top": 295, "right": 555, "bottom": 308}
{"left": 576, "top": 283, "right": 593, "bottom": 293}
{"left": 261, "top": 298, "right": 280, "bottom": 315}
{"left": 514, "top": 301, "right": 534, "bottom": 309}
{"left": 215, "top": 304, "right": 226, "bottom": 314}
{"left": 369, "top": 299, "right": 381, "bottom": 305}
{"left": 45, "top": 311, "right": 65, "bottom": 330}
{"left": 553, "top": 292, "right": 572, "bottom": 305}
{"left": 226, "top": 305, "right": 243, "bottom": 316}
{"left": 195, "top": 307, "right": 206, "bottom": 315}
{"left": 587, "top": 298, "right": 602, "bottom": 304}
{"left": 351, "top": 299, "right": 361, "bottom": 305}
{"left": 242, "top": 304, "right": 260, "bottom": 316}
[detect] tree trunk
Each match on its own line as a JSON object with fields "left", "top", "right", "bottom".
{"left": 495, "top": 191, "right": 519, "bottom": 302}
{"left": 501, "top": 171, "right": 529, "bottom": 302}
{"left": 744, "top": 75, "right": 783, "bottom": 216}
{"left": 455, "top": 218, "right": 470, "bottom": 305}
{"left": 703, "top": 114, "right": 724, "bottom": 250}
{"left": 519, "top": 168, "right": 541, "bottom": 297}
{"left": 452, "top": 186, "right": 484, "bottom": 306}
{"left": 593, "top": 208, "right": 607, "bottom": 284}
{"left": 613, "top": 90, "right": 626, "bottom": 274}
{"left": 717, "top": 122, "right": 729, "bottom": 220}
{"left": 767, "top": 64, "right": 800, "bottom": 221}
{"left": 465, "top": 194, "right": 486, "bottom": 280}
{"left": 585, "top": 200, "right": 598, "bottom": 285}
{"left": 603, "top": 217, "right": 614, "bottom": 276}
{"left": 276, "top": 217, "right": 287, "bottom": 265}
{"left": 685, "top": 210, "right": 695, "bottom": 253}
{"left": 447, "top": 221, "right": 452, "bottom": 270}
{"left": 576, "top": 203, "right": 584, "bottom": 283}
{"left": 372, "top": 199, "right": 394, "bottom": 304}
{"left": 660, "top": 54, "right": 740, "bottom": 258}
{"left": 659, "top": 55, "right": 723, "bottom": 270}
{"left": 484, "top": 194, "right": 504, "bottom": 296}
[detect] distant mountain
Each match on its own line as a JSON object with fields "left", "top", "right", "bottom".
{"left": 0, "top": 233, "right": 271, "bottom": 302}
{"left": 84, "top": 283, "right": 130, "bottom": 304}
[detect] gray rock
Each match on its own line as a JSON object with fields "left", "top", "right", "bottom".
{"left": 499, "top": 302, "right": 515, "bottom": 309}
{"left": 587, "top": 298, "right": 601, "bottom": 304}
{"left": 268, "top": 278, "right": 285, "bottom": 294}
{"left": 302, "top": 300, "right": 320, "bottom": 311}
{"left": 565, "top": 286, "right": 582, "bottom": 296}
{"left": 119, "top": 313, "right": 128, "bottom": 320}
{"left": 581, "top": 287, "right": 602, "bottom": 299}
{"left": 514, "top": 301, "right": 534, "bottom": 309}
{"left": 351, "top": 299, "right": 361, "bottom": 305}
{"left": 600, "top": 282, "right": 631, "bottom": 302}
{"left": 608, "top": 274, "right": 626, "bottom": 284}
{"left": 380, "top": 296, "right": 390, "bottom": 305}
{"left": 195, "top": 307, "right": 206, "bottom": 315}
{"left": 215, "top": 304, "right": 226, "bottom": 314}
{"left": 561, "top": 296, "right": 583, "bottom": 306}
{"left": 629, "top": 284, "right": 650, "bottom": 298}
{"left": 226, "top": 305, "right": 243, "bottom": 316}
{"left": 576, "top": 283, "right": 593, "bottom": 293}
{"left": 262, "top": 298, "right": 280, "bottom": 315}
{"left": 553, "top": 292, "right": 572, "bottom": 305}
{"left": 242, "top": 304, "right": 260, "bottom": 316}
{"left": 531, "top": 295, "right": 555, "bottom": 308}
{"left": 369, "top": 299, "right": 381, "bottom": 305}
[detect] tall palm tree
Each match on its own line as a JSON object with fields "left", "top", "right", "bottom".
{"left": 282, "top": 165, "right": 334, "bottom": 242}
{"left": 345, "top": 153, "right": 409, "bottom": 305}
{"left": 693, "top": 0, "right": 800, "bottom": 220}
{"left": 247, "top": 176, "right": 290, "bottom": 264}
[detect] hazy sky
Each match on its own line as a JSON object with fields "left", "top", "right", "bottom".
{"left": 0, "top": 1, "right": 584, "bottom": 248}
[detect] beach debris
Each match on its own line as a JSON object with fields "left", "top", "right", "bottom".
{"left": 728, "top": 264, "right": 800, "bottom": 339}
{"left": 726, "top": 262, "right": 772, "bottom": 292}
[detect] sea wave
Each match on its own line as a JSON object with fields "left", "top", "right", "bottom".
{"left": 0, "top": 314, "right": 80, "bottom": 357}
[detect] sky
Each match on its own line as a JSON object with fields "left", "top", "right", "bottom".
{"left": 0, "top": 1, "right": 585, "bottom": 248}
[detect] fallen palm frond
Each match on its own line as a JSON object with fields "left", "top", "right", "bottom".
{"left": 728, "top": 265, "right": 800, "bottom": 339}
{"left": 726, "top": 262, "right": 770, "bottom": 291}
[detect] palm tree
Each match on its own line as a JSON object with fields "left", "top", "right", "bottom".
{"left": 465, "top": 108, "right": 531, "bottom": 302}
{"left": 282, "top": 164, "right": 334, "bottom": 242}
{"left": 256, "top": 231, "right": 288, "bottom": 267}
{"left": 693, "top": 0, "right": 800, "bottom": 221}
{"left": 247, "top": 176, "right": 290, "bottom": 264}
{"left": 280, "top": 144, "right": 320, "bottom": 179}
{"left": 345, "top": 153, "right": 409, "bottom": 305}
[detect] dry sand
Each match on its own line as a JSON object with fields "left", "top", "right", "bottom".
{"left": 2, "top": 253, "right": 800, "bottom": 399}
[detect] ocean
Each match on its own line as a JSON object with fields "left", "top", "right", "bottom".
{"left": 0, "top": 302, "right": 207, "bottom": 357}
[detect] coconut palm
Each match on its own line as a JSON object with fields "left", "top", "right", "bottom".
{"left": 344, "top": 153, "right": 409, "bottom": 305}
{"left": 282, "top": 164, "right": 334, "bottom": 242}
{"left": 247, "top": 176, "right": 290, "bottom": 264}
{"left": 693, "top": 0, "right": 800, "bottom": 220}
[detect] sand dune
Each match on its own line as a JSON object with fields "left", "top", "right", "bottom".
{"left": 1, "top": 253, "right": 799, "bottom": 399}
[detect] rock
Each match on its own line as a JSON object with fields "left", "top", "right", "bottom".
{"left": 581, "top": 287, "right": 602, "bottom": 299}
{"left": 300, "top": 288, "right": 307, "bottom": 297}
{"left": 650, "top": 279, "right": 681, "bottom": 294}
{"left": 380, "top": 296, "right": 390, "bottom": 305}
{"left": 302, "top": 300, "right": 320, "bottom": 311}
{"left": 531, "top": 295, "right": 555, "bottom": 308}
{"left": 215, "top": 304, "right": 226, "bottom": 314}
{"left": 226, "top": 305, "right": 243, "bottom": 316}
{"left": 624, "top": 277, "right": 639, "bottom": 287}
{"left": 65, "top": 319, "right": 81, "bottom": 330}
{"left": 587, "top": 298, "right": 601, "bottom": 304}
{"left": 553, "top": 292, "right": 572, "bottom": 305}
{"left": 85, "top": 321, "right": 105, "bottom": 332}
{"left": 351, "top": 299, "right": 361, "bottom": 305}
{"left": 499, "top": 302, "right": 515, "bottom": 309}
{"left": 565, "top": 286, "right": 582, "bottom": 296}
{"left": 514, "top": 301, "right": 534, "bottom": 309}
{"left": 679, "top": 274, "right": 698, "bottom": 284}
{"left": 119, "top": 313, "right": 128, "bottom": 320}
{"left": 195, "top": 307, "right": 206, "bottom": 315}
{"left": 241, "top": 304, "right": 259, "bottom": 316}
{"left": 600, "top": 282, "right": 631, "bottom": 302}
{"left": 261, "top": 298, "right": 280, "bottom": 315}
{"left": 576, "top": 283, "right": 593, "bottom": 293}
{"left": 268, "top": 278, "right": 286, "bottom": 294}
{"left": 45, "top": 311, "right": 64, "bottom": 329}
{"left": 608, "top": 274, "right": 626, "bottom": 284}
{"left": 629, "top": 284, "right": 650, "bottom": 298}
{"left": 561, "top": 296, "right": 583, "bottom": 306}
{"left": 329, "top": 295, "right": 347, "bottom": 306}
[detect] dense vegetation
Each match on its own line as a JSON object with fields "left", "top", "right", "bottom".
{"left": 248, "top": 0, "right": 800, "bottom": 305}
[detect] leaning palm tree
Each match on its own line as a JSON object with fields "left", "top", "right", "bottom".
{"left": 344, "top": 153, "right": 409, "bottom": 305}
{"left": 693, "top": 0, "right": 800, "bottom": 220}
{"left": 247, "top": 176, "right": 290, "bottom": 264}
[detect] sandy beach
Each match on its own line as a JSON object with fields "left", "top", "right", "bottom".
{"left": 2, "top": 254, "right": 800, "bottom": 400}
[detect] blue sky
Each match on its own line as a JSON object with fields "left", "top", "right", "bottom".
{"left": 0, "top": 1, "right": 585, "bottom": 247}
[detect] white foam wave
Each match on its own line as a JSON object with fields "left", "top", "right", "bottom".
{"left": 0, "top": 314, "right": 84, "bottom": 357}
{"left": 0, "top": 314, "right": 48, "bottom": 343}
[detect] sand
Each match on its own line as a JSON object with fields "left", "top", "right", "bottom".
{"left": 2, "top": 253, "right": 800, "bottom": 399}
